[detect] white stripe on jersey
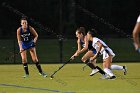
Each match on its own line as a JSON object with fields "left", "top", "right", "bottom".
{"left": 137, "top": 15, "right": 140, "bottom": 23}
{"left": 92, "top": 37, "right": 115, "bottom": 59}
{"left": 92, "top": 37, "right": 107, "bottom": 54}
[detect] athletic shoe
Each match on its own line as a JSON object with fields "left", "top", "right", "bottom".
{"left": 123, "top": 66, "right": 127, "bottom": 75}
{"left": 100, "top": 74, "right": 110, "bottom": 79}
{"left": 107, "top": 76, "right": 116, "bottom": 80}
{"left": 39, "top": 72, "right": 47, "bottom": 77}
{"left": 22, "top": 74, "right": 29, "bottom": 78}
{"left": 90, "top": 68, "right": 99, "bottom": 76}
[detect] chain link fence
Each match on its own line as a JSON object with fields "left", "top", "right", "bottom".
{"left": 0, "top": 38, "right": 139, "bottom": 64}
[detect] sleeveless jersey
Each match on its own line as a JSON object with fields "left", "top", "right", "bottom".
{"left": 20, "top": 26, "right": 33, "bottom": 43}
{"left": 80, "top": 39, "right": 95, "bottom": 50}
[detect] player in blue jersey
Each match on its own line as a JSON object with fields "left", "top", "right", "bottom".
{"left": 17, "top": 17, "right": 47, "bottom": 78}
{"left": 133, "top": 15, "right": 140, "bottom": 53}
{"left": 71, "top": 27, "right": 106, "bottom": 77}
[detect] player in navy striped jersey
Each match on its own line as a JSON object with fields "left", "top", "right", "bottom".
{"left": 87, "top": 31, "right": 127, "bottom": 79}
{"left": 71, "top": 27, "right": 106, "bottom": 77}
{"left": 17, "top": 17, "right": 47, "bottom": 78}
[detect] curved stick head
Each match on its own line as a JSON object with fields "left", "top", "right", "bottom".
{"left": 50, "top": 76, "right": 54, "bottom": 79}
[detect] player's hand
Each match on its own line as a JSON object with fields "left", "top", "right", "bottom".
{"left": 32, "top": 42, "right": 36, "bottom": 47}
{"left": 76, "top": 52, "right": 80, "bottom": 56}
{"left": 20, "top": 48, "right": 24, "bottom": 53}
{"left": 90, "top": 55, "right": 97, "bottom": 62}
{"left": 33, "top": 38, "right": 37, "bottom": 44}
{"left": 133, "top": 43, "right": 140, "bottom": 50}
{"left": 70, "top": 55, "right": 75, "bottom": 60}
{"left": 73, "top": 51, "right": 80, "bottom": 57}
{"left": 90, "top": 57, "right": 94, "bottom": 62}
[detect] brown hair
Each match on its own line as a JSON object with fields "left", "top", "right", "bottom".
{"left": 76, "top": 27, "right": 86, "bottom": 36}
{"left": 87, "top": 31, "right": 94, "bottom": 37}
{"left": 20, "top": 16, "right": 28, "bottom": 22}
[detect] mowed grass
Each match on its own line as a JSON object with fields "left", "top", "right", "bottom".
{"left": 0, "top": 63, "right": 140, "bottom": 93}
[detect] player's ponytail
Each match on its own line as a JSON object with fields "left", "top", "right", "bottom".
{"left": 87, "top": 31, "right": 94, "bottom": 37}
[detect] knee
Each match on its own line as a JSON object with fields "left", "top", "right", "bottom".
{"left": 22, "top": 59, "right": 27, "bottom": 64}
{"left": 81, "top": 57, "right": 86, "bottom": 62}
{"left": 32, "top": 58, "right": 38, "bottom": 63}
{"left": 103, "top": 62, "right": 110, "bottom": 69}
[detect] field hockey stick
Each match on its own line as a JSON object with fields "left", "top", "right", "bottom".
{"left": 5, "top": 43, "right": 36, "bottom": 61}
{"left": 82, "top": 64, "right": 88, "bottom": 71}
{"left": 50, "top": 57, "right": 75, "bottom": 79}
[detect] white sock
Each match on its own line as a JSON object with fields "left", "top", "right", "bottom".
{"left": 111, "top": 65, "right": 123, "bottom": 70}
{"left": 104, "top": 68, "right": 114, "bottom": 77}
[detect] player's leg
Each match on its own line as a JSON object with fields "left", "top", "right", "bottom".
{"left": 82, "top": 51, "right": 105, "bottom": 76}
{"left": 89, "top": 59, "right": 106, "bottom": 76}
{"left": 81, "top": 51, "right": 96, "bottom": 69}
{"left": 111, "top": 64, "right": 127, "bottom": 75}
{"left": 29, "top": 47, "right": 47, "bottom": 77}
{"left": 103, "top": 56, "right": 116, "bottom": 79}
{"left": 21, "top": 50, "right": 29, "bottom": 78}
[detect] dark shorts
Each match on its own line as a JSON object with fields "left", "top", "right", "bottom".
{"left": 21, "top": 40, "right": 35, "bottom": 50}
{"left": 89, "top": 48, "right": 97, "bottom": 54}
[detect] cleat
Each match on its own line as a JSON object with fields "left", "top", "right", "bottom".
{"left": 90, "top": 68, "right": 99, "bottom": 76}
{"left": 22, "top": 74, "right": 29, "bottom": 78}
{"left": 123, "top": 66, "right": 127, "bottom": 75}
{"left": 100, "top": 74, "right": 110, "bottom": 79}
{"left": 39, "top": 72, "right": 47, "bottom": 77}
{"left": 107, "top": 76, "right": 116, "bottom": 80}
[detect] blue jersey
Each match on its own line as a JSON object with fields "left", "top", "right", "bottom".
{"left": 20, "top": 26, "right": 33, "bottom": 43}
{"left": 20, "top": 26, "right": 35, "bottom": 49}
{"left": 80, "top": 39, "right": 96, "bottom": 54}
{"left": 80, "top": 39, "right": 85, "bottom": 47}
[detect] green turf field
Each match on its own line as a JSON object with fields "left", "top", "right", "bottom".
{"left": 0, "top": 63, "right": 140, "bottom": 93}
